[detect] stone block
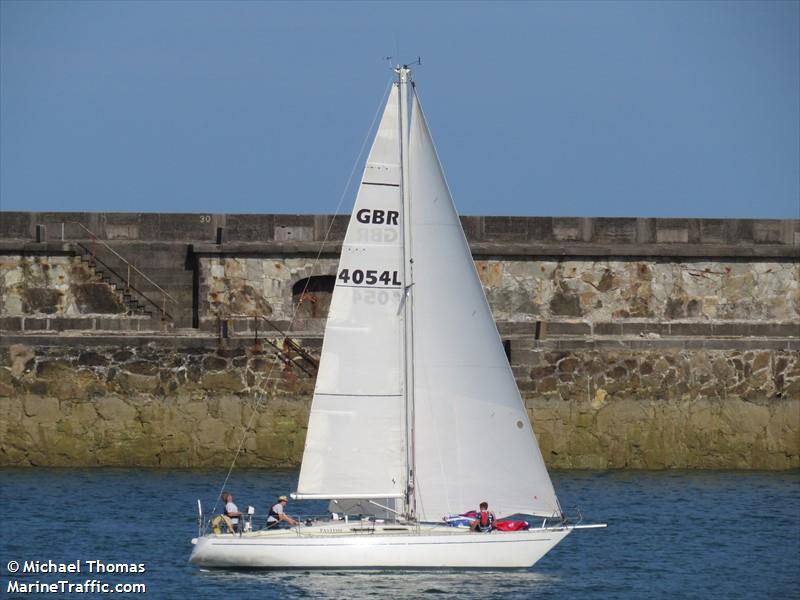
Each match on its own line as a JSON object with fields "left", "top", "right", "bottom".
{"left": 549, "top": 291, "right": 583, "bottom": 317}
{"left": 580, "top": 218, "right": 594, "bottom": 242}
{"left": 203, "top": 356, "right": 228, "bottom": 371}
{"left": 656, "top": 219, "right": 689, "bottom": 243}
{"left": 484, "top": 217, "right": 529, "bottom": 241}
{"left": 707, "top": 323, "right": 740, "bottom": 337}
{"left": 275, "top": 226, "right": 313, "bottom": 241}
{"left": 753, "top": 221, "right": 784, "bottom": 244}
{"left": 617, "top": 322, "right": 668, "bottom": 336}
{"left": 0, "top": 212, "right": 33, "bottom": 239}
{"left": 274, "top": 214, "right": 315, "bottom": 228}
{"left": 202, "top": 371, "right": 246, "bottom": 392}
{"left": 157, "top": 213, "right": 215, "bottom": 241}
{"left": 527, "top": 217, "right": 554, "bottom": 243}
{"left": 687, "top": 219, "right": 702, "bottom": 244}
{"left": 100, "top": 215, "right": 145, "bottom": 240}
{"left": 52, "top": 318, "right": 95, "bottom": 331}
{"left": 23, "top": 396, "right": 62, "bottom": 421}
{"left": 594, "top": 322, "right": 622, "bottom": 336}
{"left": 459, "top": 216, "right": 482, "bottom": 241}
{"left": 322, "top": 214, "right": 349, "bottom": 241}
{"left": 0, "top": 368, "right": 15, "bottom": 396}
{"left": 497, "top": 321, "right": 535, "bottom": 335}
{"left": 22, "top": 288, "right": 62, "bottom": 314}
{"left": 72, "top": 283, "right": 125, "bottom": 314}
{"left": 636, "top": 218, "right": 656, "bottom": 244}
{"left": 670, "top": 322, "right": 711, "bottom": 336}
{"left": 725, "top": 220, "right": 754, "bottom": 244}
{"left": 552, "top": 218, "right": 582, "bottom": 241}
{"left": 272, "top": 215, "right": 315, "bottom": 243}
{"left": 23, "top": 318, "right": 49, "bottom": 331}
{"left": 8, "top": 344, "right": 35, "bottom": 377}
{"left": 748, "top": 323, "right": 800, "bottom": 338}
{"left": 102, "top": 213, "right": 141, "bottom": 226}
{"left": 0, "top": 317, "right": 22, "bottom": 331}
{"left": 129, "top": 214, "right": 158, "bottom": 240}
{"left": 723, "top": 339, "right": 790, "bottom": 351}
{"left": 95, "top": 319, "right": 123, "bottom": 331}
{"left": 547, "top": 321, "right": 591, "bottom": 336}
{"left": 78, "top": 352, "right": 108, "bottom": 367}
{"left": 700, "top": 220, "right": 726, "bottom": 244}
{"left": 593, "top": 218, "right": 637, "bottom": 244}
{"left": 226, "top": 214, "right": 276, "bottom": 242}
{"left": 124, "top": 361, "right": 158, "bottom": 376}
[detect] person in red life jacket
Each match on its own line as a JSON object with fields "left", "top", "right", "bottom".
{"left": 469, "top": 501, "right": 495, "bottom": 532}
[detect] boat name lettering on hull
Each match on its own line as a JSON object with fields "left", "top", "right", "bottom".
{"left": 338, "top": 269, "right": 401, "bottom": 287}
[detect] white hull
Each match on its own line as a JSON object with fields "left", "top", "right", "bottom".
{"left": 189, "top": 525, "right": 573, "bottom": 569}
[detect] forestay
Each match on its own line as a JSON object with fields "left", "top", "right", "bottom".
{"left": 296, "top": 86, "right": 406, "bottom": 499}
{"left": 408, "top": 90, "right": 561, "bottom": 520}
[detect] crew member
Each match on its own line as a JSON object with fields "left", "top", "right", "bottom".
{"left": 267, "top": 495, "right": 299, "bottom": 529}
{"left": 222, "top": 492, "right": 243, "bottom": 532}
{"left": 470, "top": 501, "right": 495, "bottom": 532}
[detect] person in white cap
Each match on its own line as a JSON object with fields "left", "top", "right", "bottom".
{"left": 266, "top": 495, "right": 299, "bottom": 529}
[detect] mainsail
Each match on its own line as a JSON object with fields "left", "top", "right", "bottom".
{"left": 296, "top": 85, "right": 406, "bottom": 499}
{"left": 408, "top": 90, "right": 561, "bottom": 520}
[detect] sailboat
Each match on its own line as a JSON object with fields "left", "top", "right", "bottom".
{"left": 190, "top": 66, "right": 604, "bottom": 569}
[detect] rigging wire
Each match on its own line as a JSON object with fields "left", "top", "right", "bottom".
{"left": 204, "top": 79, "right": 395, "bottom": 531}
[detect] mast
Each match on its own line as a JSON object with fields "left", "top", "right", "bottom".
{"left": 396, "top": 65, "right": 416, "bottom": 520}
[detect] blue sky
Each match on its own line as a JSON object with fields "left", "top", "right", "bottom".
{"left": 1, "top": 1, "right": 798, "bottom": 218}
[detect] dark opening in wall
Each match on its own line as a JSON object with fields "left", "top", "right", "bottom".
{"left": 503, "top": 340, "right": 512, "bottom": 364}
{"left": 292, "top": 275, "right": 336, "bottom": 318}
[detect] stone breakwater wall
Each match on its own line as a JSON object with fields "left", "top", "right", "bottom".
{"left": 514, "top": 339, "right": 799, "bottom": 469}
{"left": 0, "top": 336, "right": 797, "bottom": 469}
{"left": 0, "top": 338, "right": 314, "bottom": 467}
{"left": 0, "top": 212, "right": 798, "bottom": 469}
{"left": 1, "top": 211, "right": 798, "bottom": 333}
{"left": 197, "top": 255, "right": 799, "bottom": 327}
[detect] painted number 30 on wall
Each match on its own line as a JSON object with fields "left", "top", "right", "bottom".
{"left": 338, "top": 269, "right": 401, "bottom": 286}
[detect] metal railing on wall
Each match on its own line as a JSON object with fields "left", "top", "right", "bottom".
{"left": 63, "top": 221, "right": 177, "bottom": 325}
{"left": 252, "top": 315, "right": 319, "bottom": 377}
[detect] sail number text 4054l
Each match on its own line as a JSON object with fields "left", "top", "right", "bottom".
{"left": 338, "top": 269, "right": 401, "bottom": 287}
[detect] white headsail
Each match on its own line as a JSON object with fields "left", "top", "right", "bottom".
{"left": 296, "top": 85, "right": 406, "bottom": 499}
{"left": 408, "top": 89, "right": 561, "bottom": 520}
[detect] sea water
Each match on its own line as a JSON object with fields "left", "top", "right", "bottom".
{"left": 1, "top": 469, "right": 797, "bottom": 599}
